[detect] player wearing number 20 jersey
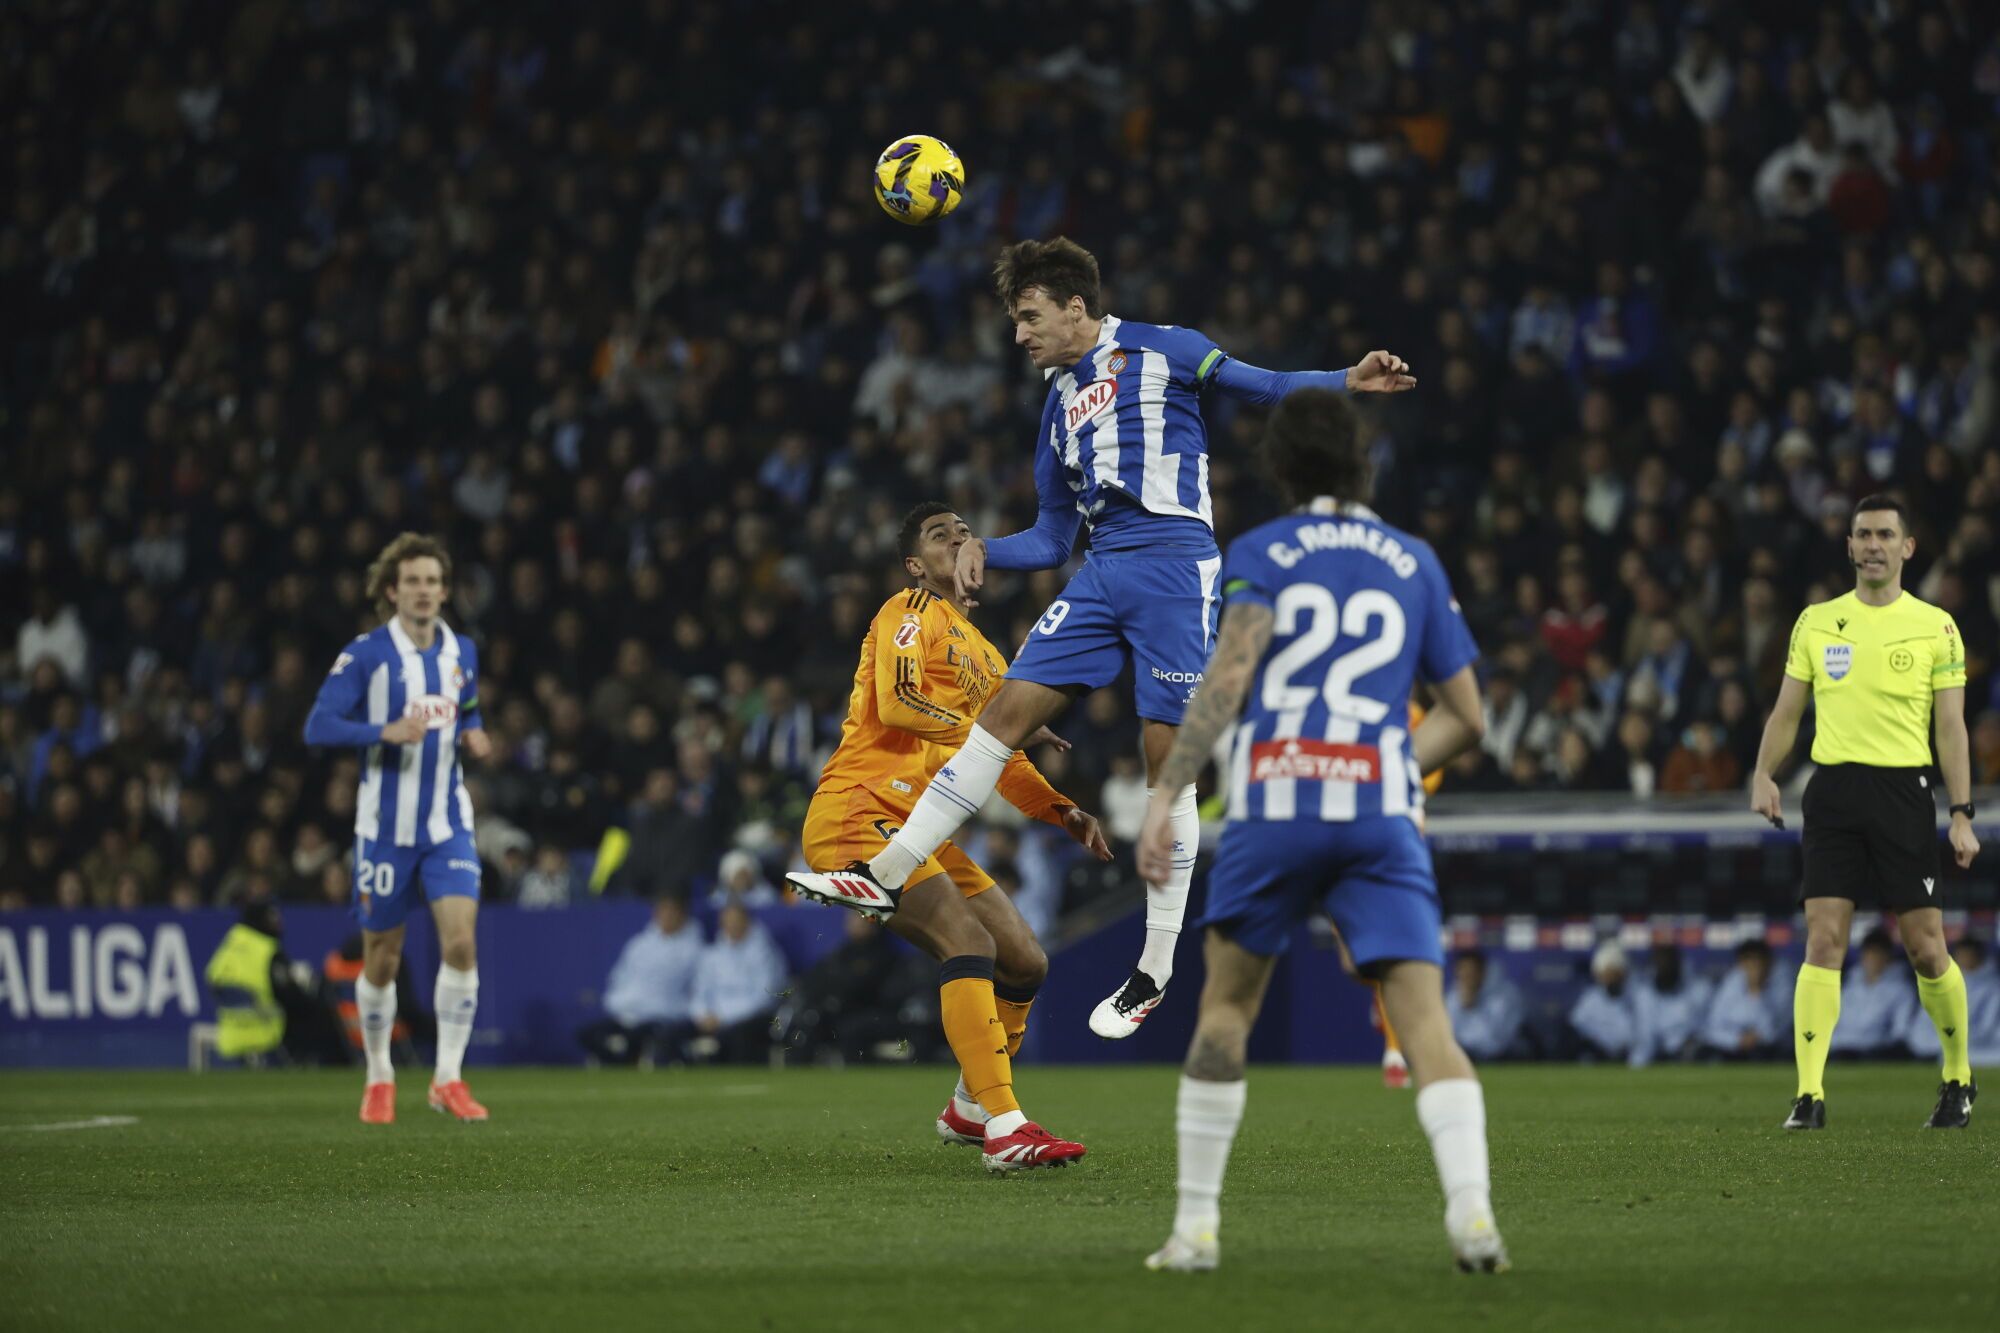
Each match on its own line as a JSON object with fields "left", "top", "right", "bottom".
{"left": 1199, "top": 502, "right": 1479, "bottom": 966}
{"left": 303, "top": 533, "right": 491, "bottom": 1126}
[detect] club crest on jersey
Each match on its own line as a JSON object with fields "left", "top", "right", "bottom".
{"left": 1248, "top": 739, "right": 1381, "bottom": 784}
{"left": 404, "top": 693, "right": 460, "bottom": 729}
{"left": 450, "top": 664, "right": 467, "bottom": 692}
{"left": 1065, "top": 378, "right": 1118, "bottom": 433}
{"left": 1823, "top": 644, "right": 1852, "bottom": 680}
{"left": 1106, "top": 350, "right": 1127, "bottom": 374}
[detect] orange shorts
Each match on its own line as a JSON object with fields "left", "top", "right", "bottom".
{"left": 799, "top": 787, "right": 993, "bottom": 898}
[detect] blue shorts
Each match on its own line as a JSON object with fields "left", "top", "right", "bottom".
{"left": 1007, "top": 548, "right": 1223, "bottom": 724}
{"left": 352, "top": 833, "right": 481, "bottom": 932}
{"left": 1199, "top": 817, "right": 1442, "bottom": 966}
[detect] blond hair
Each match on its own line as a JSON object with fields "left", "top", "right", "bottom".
{"left": 365, "top": 532, "right": 453, "bottom": 616}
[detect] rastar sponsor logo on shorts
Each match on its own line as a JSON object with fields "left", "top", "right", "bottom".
{"left": 1248, "top": 739, "right": 1382, "bottom": 784}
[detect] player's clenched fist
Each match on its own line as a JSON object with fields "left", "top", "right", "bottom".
{"left": 379, "top": 716, "right": 427, "bottom": 745}
{"left": 953, "top": 536, "right": 987, "bottom": 607}
{"left": 1347, "top": 349, "right": 1416, "bottom": 392}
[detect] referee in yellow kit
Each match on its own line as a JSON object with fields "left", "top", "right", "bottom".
{"left": 1750, "top": 494, "right": 1980, "bottom": 1131}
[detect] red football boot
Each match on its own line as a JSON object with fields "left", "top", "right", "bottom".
{"left": 359, "top": 1082, "right": 396, "bottom": 1125}
{"left": 428, "top": 1080, "right": 489, "bottom": 1122}
{"left": 936, "top": 1098, "right": 987, "bottom": 1146}
{"left": 982, "top": 1121, "right": 1087, "bottom": 1172}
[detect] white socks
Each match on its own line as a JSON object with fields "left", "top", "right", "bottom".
{"left": 356, "top": 975, "right": 396, "bottom": 1085}
{"left": 1415, "top": 1078, "right": 1492, "bottom": 1225}
{"left": 1138, "top": 786, "right": 1199, "bottom": 984}
{"left": 1174, "top": 1075, "right": 1247, "bottom": 1237}
{"left": 433, "top": 963, "right": 479, "bottom": 1085}
{"left": 953, "top": 1075, "right": 989, "bottom": 1123}
{"left": 869, "top": 724, "right": 1013, "bottom": 889}
{"left": 986, "top": 1109, "right": 1027, "bottom": 1137}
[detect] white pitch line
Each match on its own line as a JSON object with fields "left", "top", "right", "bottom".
{"left": 0, "top": 1115, "right": 140, "bottom": 1134}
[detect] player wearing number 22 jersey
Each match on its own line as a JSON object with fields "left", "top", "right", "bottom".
{"left": 1200, "top": 503, "right": 1478, "bottom": 959}
{"left": 1137, "top": 390, "right": 1500, "bottom": 1276}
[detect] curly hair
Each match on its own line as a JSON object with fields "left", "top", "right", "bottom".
{"left": 993, "top": 237, "right": 1103, "bottom": 316}
{"left": 364, "top": 532, "right": 453, "bottom": 616}
{"left": 1261, "top": 389, "right": 1370, "bottom": 508}
{"left": 898, "top": 500, "right": 958, "bottom": 559}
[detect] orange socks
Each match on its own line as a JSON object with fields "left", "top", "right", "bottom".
{"left": 940, "top": 956, "right": 1017, "bottom": 1117}
{"left": 995, "top": 980, "right": 1037, "bottom": 1059}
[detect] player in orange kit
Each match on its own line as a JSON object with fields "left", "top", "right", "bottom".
{"left": 795, "top": 501, "right": 1112, "bottom": 1171}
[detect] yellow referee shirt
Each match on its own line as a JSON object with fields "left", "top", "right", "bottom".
{"left": 1783, "top": 590, "right": 1967, "bottom": 767}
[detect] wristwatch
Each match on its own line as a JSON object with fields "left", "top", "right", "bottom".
{"left": 1950, "top": 802, "right": 1977, "bottom": 820}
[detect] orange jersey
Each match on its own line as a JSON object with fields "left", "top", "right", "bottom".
{"left": 817, "top": 587, "right": 1072, "bottom": 826}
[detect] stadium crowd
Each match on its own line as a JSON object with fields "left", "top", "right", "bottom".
{"left": 4, "top": 0, "right": 2000, "bottom": 924}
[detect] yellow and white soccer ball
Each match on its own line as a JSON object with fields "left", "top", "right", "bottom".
{"left": 872, "top": 134, "right": 964, "bottom": 226}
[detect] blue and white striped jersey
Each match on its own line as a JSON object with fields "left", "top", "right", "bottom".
{"left": 304, "top": 618, "right": 482, "bottom": 848}
{"left": 1039, "top": 316, "right": 1221, "bottom": 546}
{"left": 986, "top": 315, "right": 1350, "bottom": 570}
{"left": 1220, "top": 506, "right": 1478, "bottom": 824}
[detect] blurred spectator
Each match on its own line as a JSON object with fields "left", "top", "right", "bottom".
{"left": 1698, "top": 940, "right": 1789, "bottom": 1060}
{"left": 1568, "top": 942, "right": 1641, "bottom": 1064}
{"left": 689, "top": 900, "right": 788, "bottom": 1064}
{"left": 577, "top": 897, "right": 703, "bottom": 1066}
{"left": 709, "top": 849, "right": 782, "bottom": 909}
{"left": 614, "top": 769, "right": 704, "bottom": 900}
{"left": 1100, "top": 753, "right": 1150, "bottom": 843}
{"left": 1659, "top": 720, "right": 1741, "bottom": 794}
{"left": 1444, "top": 951, "right": 1525, "bottom": 1062}
{"left": 1630, "top": 943, "right": 1713, "bottom": 1066}
{"left": 517, "top": 847, "right": 576, "bottom": 909}
{"left": 1829, "top": 929, "right": 1917, "bottom": 1059}
{"left": 774, "top": 913, "right": 938, "bottom": 1064}
{"left": 17, "top": 589, "right": 88, "bottom": 688}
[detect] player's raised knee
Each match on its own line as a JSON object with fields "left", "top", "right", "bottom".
{"left": 1001, "top": 939, "right": 1049, "bottom": 989}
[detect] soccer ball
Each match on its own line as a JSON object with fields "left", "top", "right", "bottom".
{"left": 872, "top": 135, "right": 964, "bottom": 226}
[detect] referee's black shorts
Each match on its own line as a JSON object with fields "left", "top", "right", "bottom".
{"left": 1800, "top": 764, "right": 1943, "bottom": 913}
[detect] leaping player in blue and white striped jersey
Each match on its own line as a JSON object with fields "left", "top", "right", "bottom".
{"left": 305, "top": 533, "right": 492, "bottom": 1126}
{"left": 786, "top": 237, "right": 1416, "bottom": 1039}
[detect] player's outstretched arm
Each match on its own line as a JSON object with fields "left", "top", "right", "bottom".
{"left": 1135, "top": 602, "right": 1275, "bottom": 883}
{"left": 1205, "top": 350, "right": 1415, "bottom": 406}
{"left": 1749, "top": 674, "right": 1811, "bottom": 826}
{"left": 995, "top": 751, "right": 1113, "bottom": 861}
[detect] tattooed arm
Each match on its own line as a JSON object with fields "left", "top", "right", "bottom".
{"left": 1136, "top": 602, "right": 1275, "bottom": 882}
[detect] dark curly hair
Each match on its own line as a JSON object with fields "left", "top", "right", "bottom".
{"left": 1260, "top": 389, "right": 1370, "bottom": 508}
{"left": 993, "top": 237, "right": 1103, "bottom": 316}
{"left": 898, "top": 500, "right": 958, "bottom": 559}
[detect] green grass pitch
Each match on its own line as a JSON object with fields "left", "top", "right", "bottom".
{"left": 4, "top": 1065, "right": 1995, "bottom": 1332}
